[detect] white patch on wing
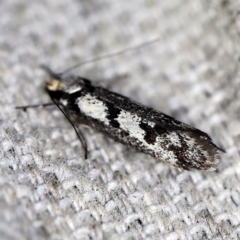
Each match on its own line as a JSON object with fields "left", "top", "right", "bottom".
{"left": 117, "top": 110, "right": 145, "bottom": 139}
{"left": 183, "top": 136, "right": 200, "bottom": 159}
{"left": 60, "top": 99, "right": 68, "bottom": 106}
{"left": 117, "top": 110, "right": 178, "bottom": 165}
{"left": 67, "top": 86, "right": 82, "bottom": 94}
{"left": 77, "top": 94, "right": 109, "bottom": 125}
{"left": 166, "top": 132, "right": 182, "bottom": 147}
{"left": 147, "top": 121, "right": 155, "bottom": 128}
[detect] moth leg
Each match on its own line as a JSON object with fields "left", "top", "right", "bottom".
{"left": 16, "top": 100, "right": 89, "bottom": 159}
{"left": 72, "top": 124, "right": 88, "bottom": 159}
{"left": 50, "top": 97, "right": 88, "bottom": 159}
{"left": 16, "top": 103, "right": 55, "bottom": 111}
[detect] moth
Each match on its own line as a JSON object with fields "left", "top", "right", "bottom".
{"left": 17, "top": 66, "right": 225, "bottom": 171}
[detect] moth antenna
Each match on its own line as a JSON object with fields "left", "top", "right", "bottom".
{"left": 16, "top": 103, "right": 55, "bottom": 111}
{"left": 50, "top": 96, "right": 88, "bottom": 159}
{"left": 58, "top": 36, "right": 161, "bottom": 75}
{"left": 40, "top": 65, "right": 63, "bottom": 79}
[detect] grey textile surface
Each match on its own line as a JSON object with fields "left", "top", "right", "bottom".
{"left": 1, "top": 0, "right": 239, "bottom": 239}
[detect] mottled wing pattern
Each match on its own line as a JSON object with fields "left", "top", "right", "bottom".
{"left": 62, "top": 81, "right": 223, "bottom": 170}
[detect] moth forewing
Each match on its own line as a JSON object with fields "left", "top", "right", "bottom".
{"left": 43, "top": 68, "right": 224, "bottom": 171}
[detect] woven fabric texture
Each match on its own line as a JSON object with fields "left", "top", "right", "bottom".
{"left": 1, "top": 0, "right": 239, "bottom": 239}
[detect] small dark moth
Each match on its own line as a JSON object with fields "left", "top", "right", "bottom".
{"left": 17, "top": 66, "right": 225, "bottom": 171}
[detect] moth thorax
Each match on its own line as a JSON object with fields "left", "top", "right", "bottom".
{"left": 67, "top": 85, "right": 83, "bottom": 94}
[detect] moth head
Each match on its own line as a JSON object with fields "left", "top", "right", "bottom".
{"left": 41, "top": 65, "right": 63, "bottom": 92}
{"left": 46, "top": 78, "right": 61, "bottom": 92}
{"left": 42, "top": 65, "right": 93, "bottom": 102}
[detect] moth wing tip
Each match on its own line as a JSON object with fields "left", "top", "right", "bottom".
{"left": 218, "top": 146, "right": 226, "bottom": 153}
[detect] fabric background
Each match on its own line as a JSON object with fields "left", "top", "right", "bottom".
{"left": 1, "top": 0, "right": 239, "bottom": 239}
